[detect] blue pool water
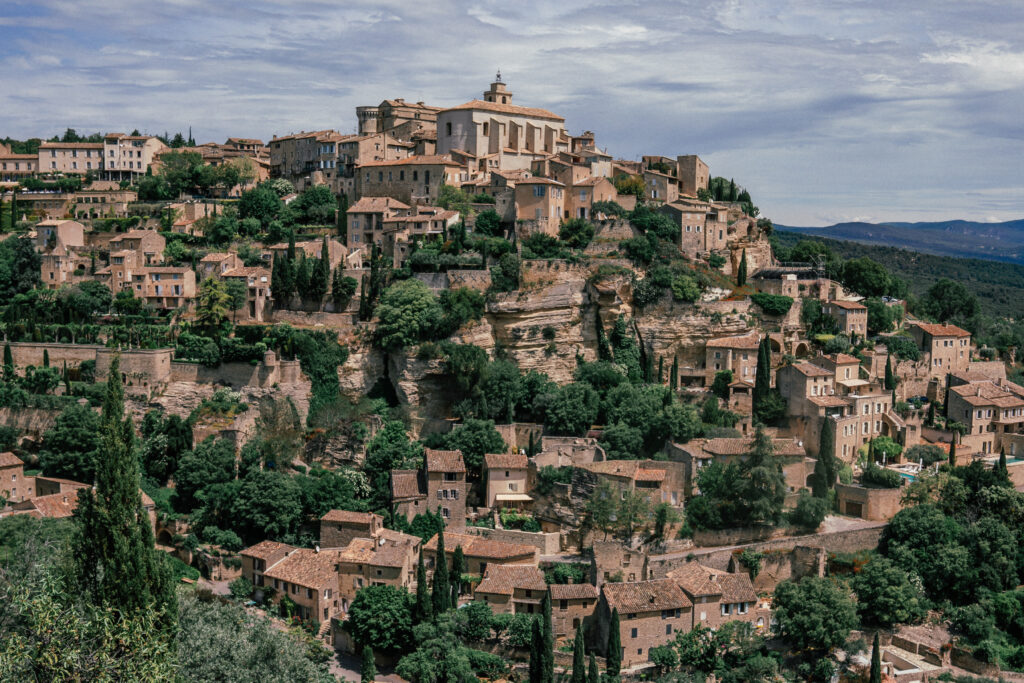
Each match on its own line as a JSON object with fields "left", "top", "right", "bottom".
{"left": 898, "top": 472, "right": 916, "bottom": 482}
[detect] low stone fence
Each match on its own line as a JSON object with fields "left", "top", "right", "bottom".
{"left": 463, "top": 526, "right": 561, "bottom": 555}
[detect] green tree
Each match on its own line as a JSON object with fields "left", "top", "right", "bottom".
{"left": 427, "top": 419, "right": 505, "bottom": 473}
{"left": 39, "top": 403, "right": 101, "bottom": 482}
{"left": 195, "top": 277, "right": 233, "bottom": 339}
{"left": 752, "top": 336, "right": 770, "bottom": 420}
{"left": 870, "top": 632, "right": 881, "bottom": 683}
{"left": 224, "top": 278, "right": 248, "bottom": 324}
{"left": 450, "top": 544, "right": 465, "bottom": 599}
{"left": 789, "top": 490, "right": 829, "bottom": 529}
{"left": 920, "top": 278, "right": 978, "bottom": 323}
{"left": 851, "top": 556, "right": 927, "bottom": 628}
{"left": 331, "top": 269, "right": 358, "bottom": 310}
{"left": 542, "top": 383, "right": 599, "bottom": 436}
{"left": 174, "top": 436, "right": 237, "bottom": 511}
{"left": 414, "top": 552, "right": 433, "bottom": 623}
{"left": 70, "top": 358, "right": 176, "bottom": 634}
{"left": 238, "top": 186, "right": 282, "bottom": 228}
{"left": 773, "top": 577, "right": 857, "bottom": 652}
{"left": 571, "top": 625, "right": 586, "bottom": 683}
{"left": 559, "top": 218, "right": 595, "bottom": 249}
{"left": 710, "top": 370, "right": 732, "bottom": 401}
{"left": 432, "top": 523, "right": 450, "bottom": 614}
{"left": 528, "top": 617, "right": 543, "bottom": 683}
{"left": 345, "top": 585, "right": 414, "bottom": 655}
{"left": 585, "top": 480, "right": 618, "bottom": 540}
{"left": 617, "top": 487, "right": 652, "bottom": 540}
{"left": 737, "top": 249, "right": 747, "bottom": 286}
{"left": 475, "top": 210, "right": 503, "bottom": 237}
{"left": 587, "top": 653, "right": 598, "bottom": 683}
{"left": 541, "top": 591, "right": 554, "bottom": 683}
{"left": 740, "top": 425, "right": 787, "bottom": 525}
{"left": 813, "top": 419, "right": 837, "bottom": 498}
{"left": 296, "top": 185, "right": 337, "bottom": 225}
{"left": 841, "top": 257, "right": 891, "bottom": 298}
{"left": 375, "top": 279, "right": 443, "bottom": 351}
{"left": 884, "top": 356, "right": 896, "bottom": 391}
{"left": 362, "top": 645, "right": 377, "bottom": 683}
{"left": 606, "top": 608, "right": 622, "bottom": 676}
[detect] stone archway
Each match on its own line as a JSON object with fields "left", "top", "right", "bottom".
{"left": 794, "top": 342, "right": 810, "bottom": 357}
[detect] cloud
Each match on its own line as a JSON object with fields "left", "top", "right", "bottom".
{"left": 0, "top": 0, "right": 1022, "bottom": 224}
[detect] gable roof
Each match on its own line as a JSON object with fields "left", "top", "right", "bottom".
{"left": 601, "top": 579, "right": 692, "bottom": 614}
{"left": 359, "top": 155, "right": 460, "bottom": 168}
{"left": 263, "top": 548, "right": 337, "bottom": 588}
{"left": 914, "top": 322, "right": 970, "bottom": 338}
{"left": 825, "top": 300, "right": 866, "bottom": 311}
{"left": 348, "top": 196, "right": 411, "bottom": 213}
{"left": 668, "top": 561, "right": 726, "bottom": 597}
{"left": 440, "top": 99, "right": 564, "bottom": 122}
{"left": 321, "top": 510, "right": 378, "bottom": 525}
{"left": 700, "top": 437, "right": 805, "bottom": 458}
{"left": 337, "top": 534, "right": 416, "bottom": 568}
{"left": 706, "top": 333, "right": 760, "bottom": 350}
{"left": 391, "top": 469, "right": 425, "bottom": 500}
{"left": 579, "top": 460, "right": 666, "bottom": 481}
{"left": 549, "top": 583, "right": 599, "bottom": 601}
{"left": 475, "top": 564, "right": 547, "bottom": 595}
{"left": 424, "top": 531, "right": 536, "bottom": 561}
{"left": 241, "top": 540, "right": 293, "bottom": 561}
{"left": 425, "top": 448, "right": 466, "bottom": 473}
{"left": 790, "top": 362, "right": 833, "bottom": 378}
{"left": 484, "top": 453, "right": 528, "bottom": 470}
{"left": 0, "top": 452, "right": 23, "bottom": 468}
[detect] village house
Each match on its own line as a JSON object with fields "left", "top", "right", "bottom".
{"left": 549, "top": 582, "right": 599, "bottom": 638}
{"left": 34, "top": 219, "right": 85, "bottom": 251}
{"left": 473, "top": 564, "right": 547, "bottom": 614}
{"left": 667, "top": 561, "right": 765, "bottom": 631}
{"left": 423, "top": 531, "right": 538, "bottom": 576}
{"left": 750, "top": 265, "right": 831, "bottom": 301}
{"left": 642, "top": 169, "right": 678, "bottom": 204}
{"left": 822, "top": 300, "right": 868, "bottom": 336}
{"left": 221, "top": 267, "right": 271, "bottom": 322}
{"left": 575, "top": 459, "right": 686, "bottom": 509}
{"left": 0, "top": 152, "right": 38, "bottom": 181}
{"left": 225, "top": 137, "right": 265, "bottom": 154}
{"left": 909, "top": 321, "right": 971, "bottom": 379}
{"left": 357, "top": 98, "right": 441, "bottom": 137}
{"left": 597, "top": 579, "right": 693, "bottom": 668}
{"left": 38, "top": 141, "right": 105, "bottom": 175}
{"left": 436, "top": 75, "right": 569, "bottom": 172}
{"left": 391, "top": 448, "right": 467, "bottom": 530}
{"left": 946, "top": 376, "right": 1024, "bottom": 456}
{"left": 241, "top": 540, "right": 294, "bottom": 590}
{"left": 73, "top": 187, "right": 137, "bottom": 219}
{"left": 0, "top": 452, "right": 29, "bottom": 503}
{"left": 346, "top": 196, "right": 412, "bottom": 253}
{"left": 261, "top": 547, "right": 340, "bottom": 625}
{"left": 705, "top": 332, "right": 761, "bottom": 386}
{"left": 268, "top": 130, "right": 335, "bottom": 189}
{"left": 198, "top": 252, "right": 240, "bottom": 280}
{"left": 130, "top": 266, "right": 196, "bottom": 309}
{"left": 8, "top": 191, "right": 73, "bottom": 220}
{"left": 355, "top": 155, "right": 465, "bottom": 205}
{"left": 565, "top": 176, "right": 617, "bottom": 220}
{"left": 335, "top": 528, "right": 421, "bottom": 612}
{"left": 483, "top": 452, "right": 531, "bottom": 509}
{"left": 380, "top": 207, "right": 461, "bottom": 267}
{"left": 592, "top": 541, "right": 648, "bottom": 586}
{"left": 319, "top": 510, "right": 383, "bottom": 549}
{"left": 102, "top": 133, "right": 168, "bottom": 181}
{"left": 514, "top": 177, "right": 565, "bottom": 236}
{"left": 264, "top": 238, "right": 348, "bottom": 270}
{"left": 676, "top": 155, "right": 710, "bottom": 197}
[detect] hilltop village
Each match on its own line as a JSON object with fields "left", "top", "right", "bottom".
{"left": 1, "top": 77, "right": 1022, "bottom": 681}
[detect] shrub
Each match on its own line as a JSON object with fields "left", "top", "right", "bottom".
{"left": 474, "top": 210, "right": 502, "bottom": 237}
{"left": 671, "top": 274, "right": 700, "bottom": 302}
{"left": 229, "top": 576, "right": 254, "bottom": 600}
{"left": 521, "top": 233, "right": 567, "bottom": 259}
{"left": 750, "top": 293, "right": 794, "bottom": 316}
{"left": 708, "top": 253, "right": 726, "bottom": 269}
{"left": 883, "top": 335, "right": 921, "bottom": 361}
{"left": 789, "top": 490, "right": 829, "bottom": 529}
{"left": 860, "top": 463, "right": 902, "bottom": 489}
{"left": 558, "top": 218, "right": 595, "bottom": 249}
{"left": 592, "top": 200, "right": 626, "bottom": 218}
{"left": 905, "top": 444, "right": 946, "bottom": 467}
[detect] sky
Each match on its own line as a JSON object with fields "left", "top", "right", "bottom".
{"left": 1, "top": 0, "right": 1022, "bottom": 225}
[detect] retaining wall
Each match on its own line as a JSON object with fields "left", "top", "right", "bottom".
{"left": 463, "top": 526, "right": 561, "bottom": 555}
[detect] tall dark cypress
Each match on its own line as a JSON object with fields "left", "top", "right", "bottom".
{"left": 606, "top": 608, "right": 621, "bottom": 676}
{"left": 3, "top": 343, "right": 12, "bottom": 378}
{"left": 670, "top": 355, "right": 678, "bottom": 390}
{"left": 869, "top": 632, "right": 881, "bottom": 683}
{"left": 42, "top": 349, "right": 49, "bottom": 368}
{"left": 812, "top": 419, "right": 836, "bottom": 498}
{"left": 71, "top": 358, "right": 176, "bottom": 633}
{"left": 361, "top": 645, "right": 377, "bottom": 683}
{"left": 752, "top": 336, "right": 771, "bottom": 421}
{"left": 926, "top": 402, "right": 936, "bottom": 427}
{"left": 884, "top": 356, "right": 896, "bottom": 391}
{"left": 571, "top": 625, "right": 586, "bottom": 683}
{"left": 948, "top": 440, "right": 957, "bottom": 467}
{"left": 414, "top": 552, "right": 432, "bottom": 623}
{"left": 450, "top": 545, "right": 465, "bottom": 599}
{"left": 657, "top": 357, "right": 664, "bottom": 384}
{"left": 997, "top": 448, "right": 1008, "bottom": 479}
{"left": 431, "top": 522, "right": 449, "bottom": 614}
{"left": 737, "top": 248, "right": 747, "bottom": 286}
{"left": 529, "top": 618, "right": 543, "bottom": 683}
{"left": 541, "top": 591, "right": 554, "bottom": 683}
{"left": 587, "top": 653, "right": 599, "bottom": 683}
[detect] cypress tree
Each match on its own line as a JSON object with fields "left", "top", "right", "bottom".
{"left": 658, "top": 356, "right": 664, "bottom": 384}
{"left": 926, "top": 402, "right": 936, "bottom": 427}
{"left": 753, "top": 336, "right": 771, "bottom": 420}
{"left": 571, "top": 625, "right": 586, "bottom": 683}
{"left": 450, "top": 545, "right": 465, "bottom": 599}
{"left": 870, "top": 632, "right": 881, "bottom": 683}
{"left": 541, "top": 591, "right": 554, "bottom": 683}
{"left": 644, "top": 348, "right": 654, "bottom": 384}
{"left": 529, "top": 618, "right": 543, "bottom": 683}
{"left": 358, "top": 274, "right": 370, "bottom": 321}
{"left": 361, "top": 645, "right": 377, "bottom": 683}
{"left": 42, "top": 349, "right": 49, "bottom": 368}
{"left": 737, "top": 248, "right": 747, "bottom": 286}
{"left": 587, "top": 654, "right": 599, "bottom": 683}
{"left": 431, "top": 522, "right": 449, "bottom": 614}
{"left": 997, "top": 448, "right": 1008, "bottom": 479}
{"left": 606, "top": 608, "right": 621, "bottom": 676}
{"left": 670, "top": 355, "right": 678, "bottom": 390}
{"left": 287, "top": 232, "right": 296, "bottom": 262}
{"left": 10, "top": 190, "right": 17, "bottom": 228}
{"left": 71, "top": 357, "right": 176, "bottom": 633}
{"left": 310, "top": 237, "right": 331, "bottom": 304}
{"left": 868, "top": 438, "right": 876, "bottom": 464}
{"left": 414, "top": 552, "right": 432, "bottom": 623}
{"left": 948, "top": 440, "right": 957, "bottom": 468}
{"left": 812, "top": 419, "right": 836, "bottom": 498}
{"left": 884, "top": 356, "right": 896, "bottom": 390}
{"left": 3, "top": 343, "right": 12, "bottom": 378}
{"left": 338, "top": 194, "right": 349, "bottom": 239}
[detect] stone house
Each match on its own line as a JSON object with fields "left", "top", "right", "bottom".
{"left": 549, "top": 582, "right": 599, "bottom": 638}
{"left": 34, "top": 219, "right": 85, "bottom": 251}
{"left": 346, "top": 196, "right": 412, "bottom": 253}
{"left": 642, "top": 169, "right": 678, "bottom": 204}
{"left": 423, "top": 531, "right": 538, "bottom": 577}
{"left": 0, "top": 452, "right": 29, "bottom": 503}
{"left": 241, "top": 539, "right": 294, "bottom": 590}
{"left": 391, "top": 448, "right": 467, "bottom": 530}
{"left": 221, "top": 267, "right": 271, "bottom": 322}
{"left": 667, "top": 561, "right": 764, "bottom": 631}
{"left": 592, "top": 541, "right": 648, "bottom": 587}
{"left": 946, "top": 377, "right": 1024, "bottom": 456}
{"left": 575, "top": 459, "right": 686, "bottom": 509}
{"left": 822, "top": 300, "right": 867, "bottom": 336}
{"left": 268, "top": 130, "right": 335, "bottom": 188}
{"left": 38, "top": 141, "right": 105, "bottom": 175}
{"left": 102, "top": 133, "right": 168, "bottom": 181}
{"left": 597, "top": 580, "right": 693, "bottom": 668}
{"left": 514, "top": 177, "right": 565, "bottom": 236}
{"left": 319, "top": 510, "right": 383, "bottom": 549}
{"left": 676, "top": 155, "right": 709, "bottom": 197}
{"left": 261, "top": 547, "right": 340, "bottom": 625}
{"left": 705, "top": 332, "right": 761, "bottom": 386}
{"left": 909, "top": 322, "right": 971, "bottom": 379}
{"left": 335, "top": 528, "right": 420, "bottom": 613}
{"left": 0, "top": 152, "right": 38, "bottom": 181}
{"left": 835, "top": 482, "right": 905, "bottom": 521}
{"left": 381, "top": 207, "right": 461, "bottom": 267}
{"left": 565, "top": 176, "right": 617, "bottom": 220}
{"left": 483, "top": 452, "right": 531, "bottom": 508}
{"left": 130, "top": 266, "right": 196, "bottom": 310}
{"left": 473, "top": 563, "right": 547, "bottom": 614}
{"left": 109, "top": 230, "right": 166, "bottom": 266}
{"left": 355, "top": 155, "right": 465, "bottom": 205}
{"left": 198, "top": 252, "right": 240, "bottom": 280}
{"left": 73, "top": 188, "right": 137, "bottom": 219}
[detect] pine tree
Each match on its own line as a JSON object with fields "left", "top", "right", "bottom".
{"left": 431, "top": 522, "right": 449, "bottom": 614}
{"left": 571, "top": 625, "right": 586, "bottom": 683}
{"left": 870, "top": 632, "right": 881, "bottom": 683}
{"left": 812, "top": 419, "right": 836, "bottom": 498}
{"left": 42, "top": 349, "right": 49, "bottom": 368}
{"left": 884, "top": 356, "right": 896, "bottom": 390}
{"left": 737, "top": 248, "right": 747, "bottom": 286}
{"left": 414, "top": 552, "right": 432, "bottom": 623}
{"left": 752, "top": 336, "right": 771, "bottom": 420}
{"left": 450, "top": 545, "right": 465, "bottom": 599}
{"left": 541, "top": 591, "right": 554, "bottom": 683}
{"left": 71, "top": 358, "right": 176, "bottom": 634}
{"left": 670, "top": 355, "right": 678, "bottom": 390}
{"left": 587, "top": 653, "right": 599, "bottom": 683}
{"left": 529, "top": 617, "right": 543, "bottom": 683}
{"left": 948, "top": 440, "right": 957, "bottom": 467}
{"left": 606, "top": 608, "right": 621, "bottom": 676}
{"left": 361, "top": 645, "right": 377, "bottom": 683}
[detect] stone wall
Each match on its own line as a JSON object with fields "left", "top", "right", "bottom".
{"left": 0, "top": 407, "right": 63, "bottom": 441}
{"left": 268, "top": 308, "right": 356, "bottom": 327}
{"left": 493, "top": 422, "right": 543, "bottom": 453}
{"left": 448, "top": 269, "right": 492, "bottom": 292}
{"left": 168, "top": 357, "right": 303, "bottom": 389}
{"left": 463, "top": 526, "right": 561, "bottom": 555}
{"left": 96, "top": 347, "right": 174, "bottom": 390}
{"left": 5, "top": 341, "right": 101, "bottom": 369}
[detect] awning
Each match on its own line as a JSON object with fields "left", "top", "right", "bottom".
{"left": 495, "top": 493, "right": 533, "bottom": 502}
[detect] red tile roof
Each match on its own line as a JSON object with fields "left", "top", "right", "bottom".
{"left": 424, "top": 531, "right": 536, "bottom": 561}
{"left": 425, "top": 448, "right": 466, "bottom": 473}
{"left": 263, "top": 548, "right": 337, "bottom": 588}
{"left": 0, "top": 452, "right": 23, "bottom": 468}
{"left": 826, "top": 300, "right": 867, "bottom": 310}
{"left": 706, "top": 333, "right": 760, "bottom": 349}
{"left": 321, "top": 510, "right": 377, "bottom": 524}
{"left": 484, "top": 453, "right": 528, "bottom": 470}
{"left": 548, "top": 583, "right": 599, "bottom": 600}
{"left": 475, "top": 564, "right": 547, "bottom": 595}
{"left": 601, "top": 579, "right": 692, "bottom": 614}
{"left": 790, "top": 362, "right": 833, "bottom": 377}
{"left": 241, "top": 540, "right": 293, "bottom": 561}
{"left": 440, "top": 99, "right": 564, "bottom": 121}
{"left": 914, "top": 322, "right": 970, "bottom": 338}
{"left": 391, "top": 469, "right": 424, "bottom": 500}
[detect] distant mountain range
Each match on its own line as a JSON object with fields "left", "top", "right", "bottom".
{"left": 775, "top": 219, "right": 1024, "bottom": 265}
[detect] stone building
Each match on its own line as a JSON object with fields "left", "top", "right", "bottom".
{"left": 549, "top": 582, "right": 599, "bottom": 638}
{"left": 909, "top": 321, "right": 971, "bottom": 379}
{"left": 822, "top": 300, "right": 867, "bottom": 336}
{"left": 946, "top": 376, "right": 1024, "bottom": 456}
{"left": 473, "top": 564, "right": 547, "bottom": 614}
{"left": 676, "top": 155, "right": 709, "bottom": 197}
{"left": 241, "top": 540, "right": 293, "bottom": 590}
{"left": 0, "top": 452, "right": 29, "bottom": 503}
{"left": 261, "top": 548, "right": 340, "bottom": 625}
{"left": 667, "top": 561, "right": 764, "bottom": 631}
{"left": 391, "top": 448, "right": 467, "bottom": 530}
{"left": 514, "top": 177, "right": 565, "bottom": 236}
{"left": 355, "top": 155, "right": 465, "bottom": 205}
{"left": 102, "top": 133, "right": 168, "bottom": 181}
{"left": 705, "top": 332, "right": 761, "bottom": 386}
{"left": 38, "top": 141, "right": 105, "bottom": 175}
{"left": 423, "top": 531, "right": 538, "bottom": 576}
{"left": 483, "top": 452, "right": 531, "bottom": 508}
{"left": 597, "top": 579, "right": 693, "bottom": 668}
{"left": 335, "top": 528, "right": 420, "bottom": 612}
{"left": 319, "top": 510, "right": 383, "bottom": 549}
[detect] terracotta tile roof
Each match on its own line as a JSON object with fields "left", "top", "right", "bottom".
{"left": 548, "top": 583, "right": 599, "bottom": 600}
{"left": 110, "top": 230, "right": 160, "bottom": 242}
{"left": 701, "top": 437, "right": 805, "bottom": 458}
{"left": 667, "top": 561, "right": 726, "bottom": 597}
{"left": 706, "top": 333, "right": 760, "bottom": 349}
{"left": 601, "top": 579, "right": 692, "bottom": 614}
{"left": 222, "top": 267, "right": 270, "bottom": 278}
{"left": 376, "top": 528, "right": 420, "bottom": 546}
{"left": 358, "top": 155, "right": 460, "bottom": 168}
{"left": 321, "top": 510, "right": 377, "bottom": 524}
{"left": 19, "top": 493, "right": 79, "bottom": 518}
{"left": 824, "top": 353, "right": 860, "bottom": 365}
{"left": 263, "top": 548, "right": 337, "bottom": 588}
{"left": 336, "top": 537, "right": 375, "bottom": 563}
{"left": 914, "top": 322, "right": 970, "bottom": 338}
{"left": 826, "top": 300, "right": 867, "bottom": 310}
{"left": 579, "top": 460, "right": 666, "bottom": 481}
{"left": 271, "top": 130, "right": 334, "bottom": 143}
{"left": 348, "top": 196, "right": 411, "bottom": 213}
{"left": 809, "top": 395, "right": 850, "bottom": 407}
{"left": 791, "top": 362, "right": 833, "bottom": 377}
{"left": 241, "top": 540, "right": 293, "bottom": 561}
{"left": 515, "top": 177, "right": 564, "bottom": 186}
{"left": 226, "top": 137, "right": 263, "bottom": 144}
{"left": 200, "top": 252, "right": 234, "bottom": 262}
{"left": 424, "top": 531, "right": 536, "bottom": 561}
{"left": 39, "top": 142, "right": 104, "bottom": 149}
{"left": 573, "top": 177, "right": 611, "bottom": 187}
{"left": 475, "top": 564, "right": 547, "bottom": 595}
{"left": 635, "top": 468, "right": 666, "bottom": 482}
{"left": 0, "top": 452, "right": 23, "bottom": 468}
{"left": 440, "top": 99, "right": 565, "bottom": 122}
{"left": 425, "top": 448, "right": 466, "bottom": 473}
{"left": 391, "top": 469, "right": 425, "bottom": 500}
{"left": 484, "top": 453, "right": 528, "bottom": 470}
{"left": 718, "top": 573, "right": 759, "bottom": 604}
{"left": 337, "top": 535, "right": 414, "bottom": 568}
{"left": 951, "top": 381, "right": 1024, "bottom": 408}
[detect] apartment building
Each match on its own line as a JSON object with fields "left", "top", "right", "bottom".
{"left": 130, "top": 267, "right": 196, "bottom": 309}
{"left": 38, "top": 142, "right": 105, "bottom": 174}
{"left": 102, "top": 134, "right": 168, "bottom": 180}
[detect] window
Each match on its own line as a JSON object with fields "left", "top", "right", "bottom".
{"left": 666, "top": 624, "right": 673, "bottom": 635}
{"left": 442, "top": 507, "right": 450, "bottom": 518}
{"left": 560, "top": 600, "right": 568, "bottom": 610}
{"left": 721, "top": 603, "right": 731, "bottom": 616}
{"left": 446, "top": 123, "right": 452, "bottom": 136}
{"left": 738, "top": 602, "right": 748, "bottom": 614}
{"left": 482, "top": 122, "right": 489, "bottom": 136}
{"left": 630, "top": 628, "right": 638, "bottom": 639}
{"left": 413, "top": 170, "right": 418, "bottom": 181}
{"left": 306, "top": 588, "right": 313, "bottom": 599}
{"left": 533, "top": 185, "right": 546, "bottom": 198}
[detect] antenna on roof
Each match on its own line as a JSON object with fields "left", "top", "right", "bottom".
{"left": 496, "top": 70, "right": 502, "bottom": 82}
